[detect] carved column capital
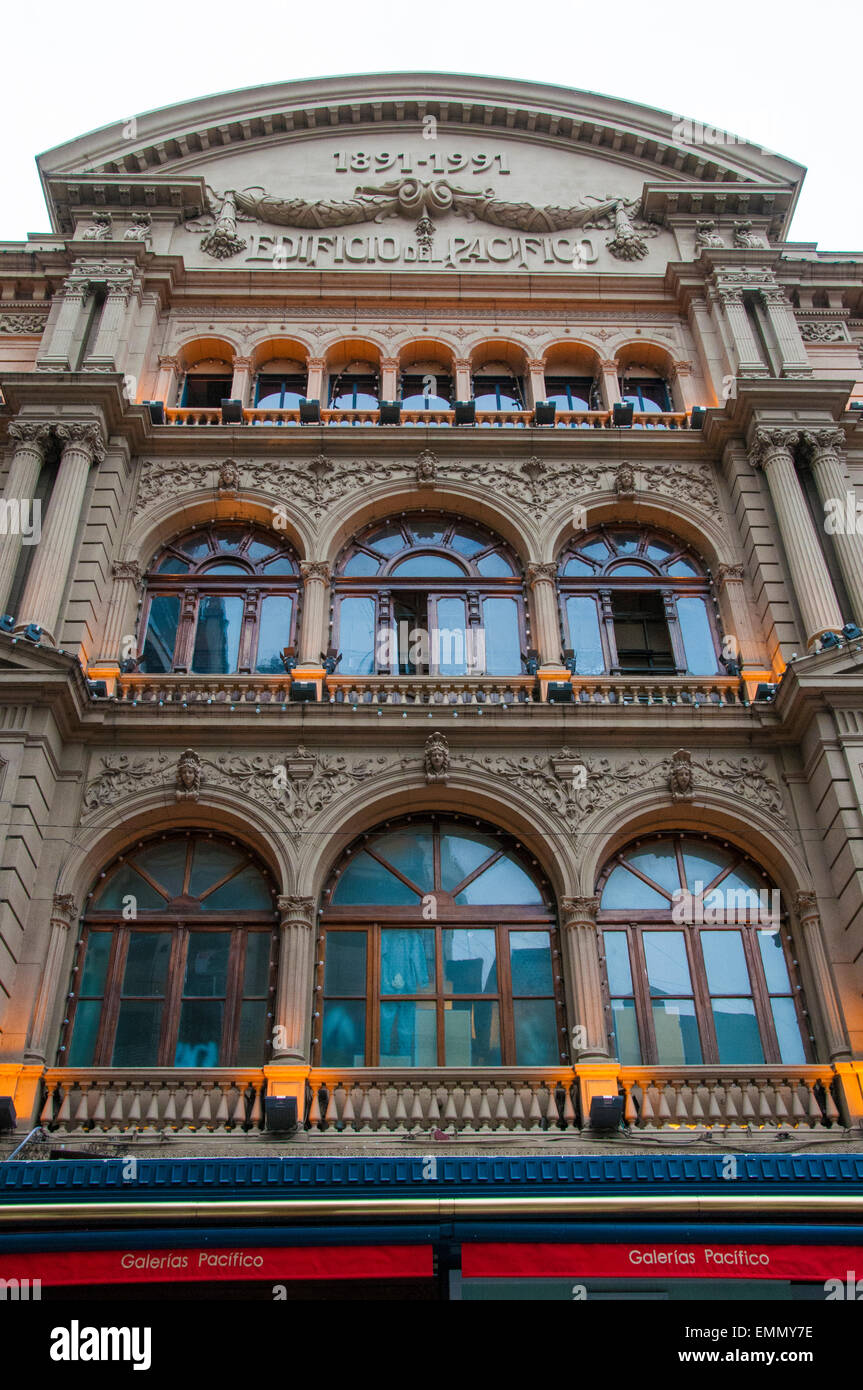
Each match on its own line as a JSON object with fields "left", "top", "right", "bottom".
{"left": 158, "top": 353, "right": 182, "bottom": 370}
{"left": 277, "top": 895, "right": 315, "bottom": 928}
{"left": 55, "top": 421, "right": 106, "bottom": 465}
{"left": 307, "top": 356, "right": 326, "bottom": 369}
{"left": 51, "top": 893, "right": 78, "bottom": 926}
{"left": 800, "top": 428, "right": 845, "bottom": 460}
{"left": 232, "top": 356, "right": 252, "bottom": 369}
{"left": 747, "top": 427, "right": 799, "bottom": 469}
{"left": 380, "top": 357, "right": 399, "bottom": 370}
{"left": 670, "top": 359, "right": 693, "bottom": 377}
{"left": 795, "top": 890, "right": 820, "bottom": 923}
{"left": 453, "top": 358, "right": 471, "bottom": 371}
{"left": 716, "top": 562, "right": 745, "bottom": 586}
{"left": 599, "top": 358, "right": 618, "bottom": 371}
{"left": 8, "top": 421, "right": 52, "bottom": 456}
{"left": 560, "top": 896, "right": 600, "bottom": 926}
{"left": 526, "top": 358, "right": 545, "bottom": 372}
{"left": 300, "top": 561, "right": 331, "bottom": 585}
{"left": 527, "top": 562, "right": 557, "bottom": 587}
{"left": 112, "top": 559, "right": 142, "bottom": 584}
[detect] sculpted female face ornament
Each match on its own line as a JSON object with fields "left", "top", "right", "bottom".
{"left": 424, "top": 732, "right": 449, "bottom": 783}
{"left": 176, "top": 749, "right": 202, "bottom": 801}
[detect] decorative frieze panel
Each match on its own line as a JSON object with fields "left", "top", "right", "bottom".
{"left": 0, "top": 313, "right": 49, "bottom": 334}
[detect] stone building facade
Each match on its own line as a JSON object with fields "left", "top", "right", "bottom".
{"left": 1, "top": 73, "right": 863, "bottom": 1159}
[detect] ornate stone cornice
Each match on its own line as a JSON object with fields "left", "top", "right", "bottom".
{"left": 747, "top": 427, "right": 799, "bottom": 469}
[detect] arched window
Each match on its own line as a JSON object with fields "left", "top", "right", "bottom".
{"left": 334, "top": 513, "right": 525, "bottom": 677}
{"left": 597, "top": 833, "right": 809, "bottom": 1066}
{"left": 558, "top": 525, "right": 721, "bottom": 676}
{"left": 319, "top": 816, "right": 564, "bottom": 1067}
{"left": 138, "top": 524, "right": 299, "bottom": 675}
{"left": 61, "top": 834, "right": 278, "bottom": 1068}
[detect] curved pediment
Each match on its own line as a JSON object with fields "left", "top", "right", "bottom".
{"left": 37, "top": 74, "right": 805, "bottom": 273}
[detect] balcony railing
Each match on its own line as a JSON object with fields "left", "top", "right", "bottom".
{"left": 162, "top": 407, "right": 698, "bottom": 430}
{"left": 37, "top": 1064, "right": 848, "bottom": 1137}
{"left": 111, "top": 672, "right": 745, "bottom": 708}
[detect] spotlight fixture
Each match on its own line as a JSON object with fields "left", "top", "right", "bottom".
{"left": 0, "top": 615, "right": 14, "bottom": 633}
{"left": 299, "top": 399, "right": 321, "bottom": 424}
{"left": 612, "top": 402, "right": 634, "bottom": 428}
{"left": 86, "top": 680, "right": 109, "bottom": 698}
{"left": 588, "top": 1095, "right": 624, "bottom": 1130}
{"left": 689, "top": 406, "right": 707, "bottom": 429}
{"left": 0, "top": 1097, "right": 16, "bottom": 1132}
{"left": 754, "top": 683, "right": 777, "bottom": 702}
{"left": 532, "top": 401, "right": 556, "bottom": 426}
{"left": 842, "top": 623, "right": 863, "bottom": 641}
{"left": 289, "top": 681, "right": 318, "bottom": 702}
{"left": 144, "top": 400, "right": 166, "bottom": 425}
{"left": 547, "top": 682, "right": 575, "bottom": 703}
{"left": 454, "top": 399, "right": 476, "bottom": 425}
{"left": 264, "top": 1096, "right": 298, "bottom": 1133}
{"left": 220, "top": 398, "right": 243, "bottom": 424}
{"left": 379, "top": 400, "right": 402, "bottom": 424}
{"left": 819, "top": 631, "right": 842, "bottom": 650}
{"left": 22, "top": 624, "right": 42, "bottom": 644}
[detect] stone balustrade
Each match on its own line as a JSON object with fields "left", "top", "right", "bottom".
{"left": 40, "top": 1069, "right": 267, "bottom": 1134}
{"left": 159, "top": 406, "right": 700, "bottom": 430}
{"left": 619, "top": 1066, "right": 841, "bottom": 1129}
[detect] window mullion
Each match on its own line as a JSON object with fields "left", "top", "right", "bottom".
{"left": 743, "top": 924, "right": 781, "bottom": 1063}
{"left": 686, "top": 925, "right": 718, "bottom": 1063}
{"left": 629, "top": 927, "right": 655, "bottom": 1066}
{"left": 94, "top": 927, "right": 128, "bottom": 1066}
{"left": 160, "top": 926, "right": 187, "bottom": 1067}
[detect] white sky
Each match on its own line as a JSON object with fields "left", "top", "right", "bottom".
{"left": 1, "top": 0, "right": 858, "bottom": 250}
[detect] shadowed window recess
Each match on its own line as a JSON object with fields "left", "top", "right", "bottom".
{"left": 138, "top": 524, "right": 300, "bottom": 675}
{"left": 319, "top": 817, "right": 563, "bottom": 1067}
{"left": 558, "top": 525, "right": 722, "bottom": 676}
{"left": 333, "top": 513, "right": 526, "bottom": 677}
{"left": 597, "top": 834, "right": 809, "bottom": 1067}
{"left": 61, "top": 834, "right": 278, "bottom": 1069}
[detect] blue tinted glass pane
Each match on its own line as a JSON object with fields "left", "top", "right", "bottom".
{"left": 332, "top": 851, "right": 420, "bottom": 905}
{"left": 624, "top": 843, "right": 680, "bottom": 896}
{"left": 646, "top": 540, "right": 675, "bottom": 562}
{"left": 204, "top": 864, "right": 271, "bottom": 910}
{"left": 475, "top": 392, "right": 519, "bottom": 411}
{"left": 668, "top": 559, "right": 699, "bottom": 577}
{"left": 174, "top": 1000, "right": 222, "bottom": 1066}
{"left": 410, "top": 522, "right": 446, "bottom": 544}
{"left": 256, "top": 595, "right": 293, "bottom": 673}
{"left": 67, "top": 999, "right": 102, "bottom": 1066}
{"left": 333, "top": 391, "right": 378, "bottom": 409}
{"left": 455, "top": 855, "right": 542, "bottom": 905}
{"left": 321, "top": 1000, "right": 365, "bottom": 1065}
{"left": 677, "top": 596, "right": 719, "bottom": 674}
{"left": 563, "top": 558, "right": 594, "bottom": 577}
{"left": 243, "top": 933, "right": 271, "bottom": 995}
{"left": 262, "top": 557, "right": 295, "bottom": 575}
{"left": 701, "top": 930, "right": 751, "bottom": 994}
{"left": 681, "top": 842, "right": 733, "bottom": 892}
{"left": 246, "top": 539, "right": 278, "bottom": 563}
{"left": 513, "top": 999, "right": 558, "bottom": 1064}
{"left": 440, "top": 826, "right": 499, "bottom": 891}
{"left": 402, "top": 393, "right": 450, "bottom": 410}
{"left": 372, "top": 829, "right": 434, "bottom": 891}
{"left": 156, "top": 556, "right": 189, "bottom": 573}
{"left": 509, "top": 931, "right": 552, "bottom": 994}
{"left": 476, "top": 551, "right": 514, "bottom": 576}
{"left": 365, "top": 526, "right": 405, "bottom": 554}
{"left": 444, "top": 1000, "right": 501, "bottom": 1065}
{"left": 603, "top": 931, "right": 633, "bottom": 995}
{"left": 611, "top": 998, "right": 641, "bottom": 1063}
{"left": 644, "top": 932, "right": 693, "bottom": 996}
{"left": 134, "top": 841, "right": 186, "bottom": 898}
{"left": 338, "top": 596, "right": 375, "bottom": 674}
{"left": 179, "top": 536, "right": 211, "bottom": 560}
{"left": 188, "top": 841, "right": 244, "bottom": 897}
{"left": 183, "top": 932, "right": 229, "bottom": 996}
{"left": 380, "top": 1000, "right": 437, "bottom": 1066}
{"left": 236, "top": 999, "right": 267, "bottom": 1064}
{"left": 141, "top": 595, "right": 180, "bottom": 673}
{"left": 342, "top": 552, "right": 381, "bottom": 576}
{"left": 391, "top": 555, "right": 464, "bottom": 576}
{"left": 566, "top": 596, "right": 604, "bottom": 674}
{"left": 79, "top": 933, "right": 111, "bottom": 995}
{"left": 122, "top": 932, "right": 171, "bottom": 995}
{"left": 192, "top": 595, "right": 243, "bottom": 673}
{"left": 713, "top": 998, "right": 764, "bottom": 1063}
{"left": 601, "top": 864, "right": 667, "bottom": 910}
{"left": 482, "top": 597, "right": 521, "bottom": 675}
{"left": 451, "top": 530, "right": 486, "bottom": 557}
{"left": 548, "top": 391, "right": 590, "bottom": 410}
{"left": 211, "top": 529, "right": 243, "bottom": 550}
{"left": 324, "top": 932, "right": 367, "bottom": 995}
{"left": 580, "top": 541, "right": 610, "bottom": 561}
{"left": 772, "top": 997, "right": 806, "bottom": 1063}
{"left": 381, "top": 929, "right": 435, "bottom": 994}
{"left": 652, "top": 999, "right": 702, "bottom": 1063}
{"left": 95, "top": 863, "right": 166, "bottom": 911}
{"left": 758, "top": 930, "right": 792, "bottom": 992}
{"left": 113, "top": 1000, "right": 163, "bottom": 1066}
{"left": 435, "top": 597, "right": 467, "bottom": 675}
{"left": 612, "top": 534, "right": 640, "bottom": 554}
{"left": 204, "top": 562, "right": 248, "bottom": 575}
{"left": 612, "top": 562, "right": 654, "bottom": 576}
{"left": 443, "top": 929, "right": 497, "bottom": 993}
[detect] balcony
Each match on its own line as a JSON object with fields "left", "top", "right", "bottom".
{"left": 161, "top": 406, "right": 698, "bottom": 430}
{"left": 36, "top": 1064, "right": 848, "bottom": 1138}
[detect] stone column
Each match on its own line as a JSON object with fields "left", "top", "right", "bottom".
{"left": 527, "top": 563, "right": 562, "bottom": 667}
{"left": 597, "top": 358, "right": 621, "bottom": 408}
{"left": 154, "top": 354, "right": 181, "bottom": 405}
{"left": 749, "top": 428, "right": 843, "bottom": 647}
{"left": 526, "top": 358, "right": 546, "bottom": 407}
{"left": 454, "top": 357, "right": 472, "bottom": 401}
{"left": 0, "top": 422, "right": 51, "bottom": 613}
{"left": 97, "top": 560, "right": 142, "bottom": 667}
{"left": 273, "top": 895, "right": 316, "bottom": 1061}
{"left": 802, "top": 428, "right": 863, "bottom": 626}
{"left": 715, "top": 563, "right": 762, "bottom": 669}
{"left": 715, "top": 285, "right": 769, "bottom": 376}
{"left": 36, "top": 272, "right": 88, "bottom": 370}
{"left": 297, "top": 561, "right": 331, "bottom": 667}
{"left": 380, "top": 357, "right": 399, "bottom": 401}
{"left": 669, "top": 359, "right": 697, "bottom": 411}
{"left": 795, "top": 892, "right": 850, "bottom": 1061}
{"left": 230, "top": 356, "right": 253, "bottom": 406}
{"left": 560, "top": 896, "right": 609, "bottom": 1059}
{"left": 26, "top": 893, "right": 78, "bottom": 1061}
{"left": 18, "top": 422, "right": 106, "bottom": 641}
{"left": 306, "top": 356, "right": 325, "bottom": 403}
{"left": 759, "top": 286, "right": 812, "bottom": 377}
{"left": 82, "top": 270, "right": 137, "bottom": 372}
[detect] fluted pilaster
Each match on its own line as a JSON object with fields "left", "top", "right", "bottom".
{"left": 560, "top": 896, "right": 609, "bottom": 1059}
{"left": 0, "top": 422, "right": 51, "bottom": 613}
{"left": 801, "top": 429, "right": 863, "bottom": 626}
{"left": 273, "top": 895, "right": 316, "bottom": 1061}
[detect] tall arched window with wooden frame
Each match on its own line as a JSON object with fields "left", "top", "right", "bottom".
{"left": 557, "top": 525, "right": 722, "bottom": 677}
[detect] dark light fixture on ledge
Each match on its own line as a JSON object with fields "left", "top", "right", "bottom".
{"left": 220, "top": 398, "right": 243, "bottom": 424}
{"left": 589, "top": 1095, "right": 624, "bottom": 1130}
{"left": 612, "top": 402, "right": 634, "bottom": 427}
{"left": 547, "top": 681, "right": 575, "bottom": 703}
{"left": 454, "top": 399, "right": 476, "bottom": 425}
{"left": 300, "top": 399, "right": 321, "bottom": 423}
{"left": 690, "top": 405, "right": 706, "bottom": 429}
{"left": 264, "top": 1097, "right": 298, "bottom": 1133}
{"left": 532, "top": 401, "right": 556, "bottom": 426}
{"left": 144, "top": 400, "right": 166, "bottom": 424}
{"left": 379, "top": 400, "right": 402, "bottom": 424}
{"left": 289, "top": 681, "right": 318, "bottom": 702}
